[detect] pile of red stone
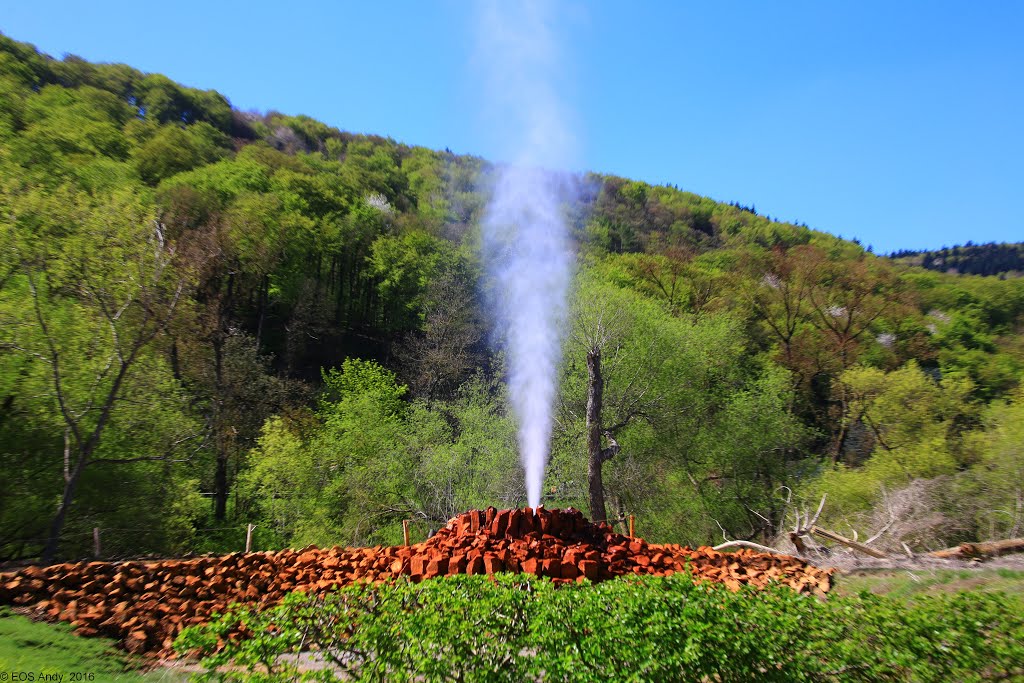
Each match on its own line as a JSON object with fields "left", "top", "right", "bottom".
{"left": 0, "top": 507, "right": 832, "bottom": 656}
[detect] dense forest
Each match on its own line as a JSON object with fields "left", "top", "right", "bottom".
{"left": 889, "top": 242, "right": 1024, "bottom": 278}
{"left": 1, "top": 33, "right": 1022, "bottom": 563}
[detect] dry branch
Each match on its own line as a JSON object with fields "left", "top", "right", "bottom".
{"left": 809, "top": 525, "right": 889, "bottom": 559}
{"left": 712, "top": 540, "right": 794, "bottom": 556}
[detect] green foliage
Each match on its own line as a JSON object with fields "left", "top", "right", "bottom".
{"left": 136, "top": 73, "right": 232, "bottom": 131}
{"left": 320, "top": 358, "right": 407, "bottom": 414}
{"left": 368, "top": 230, "right": 474, "bottom": 332}
{"left": 177, "top": 575, "right": 1024, "bottom": 682}
{"left": 241, "top": 362, "right": 518, "bottom": 548}
{"left": 239, "top": 359, "right": 412, "bottom": 547}
{"left": 804, "top": 362, "right": 976, "bottom": 530}
{"left": 135, "top": 122, "right": 231, "bottom": 185}
{"left": 962, "top": 389, "right": 1024, "bottom": 538}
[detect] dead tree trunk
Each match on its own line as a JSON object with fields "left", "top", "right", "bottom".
{"left": 212, "top": 333, "right": 228, "bottom": 521}
{"left": 586, "top": 348, "right": 607, "bottom": 522}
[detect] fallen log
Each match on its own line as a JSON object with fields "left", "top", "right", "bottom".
{"left": 928, "top": 538, "right": 1024, "bottom": 560}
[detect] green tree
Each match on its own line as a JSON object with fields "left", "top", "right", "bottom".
{"left": 0, "top": 188, "right": 196, "bottom": 561}
{"left": 135, "top": 122, "right": 231, "bottom": 185}
{"left": 964, "top": 390, "right": 1024, "bottom": 538}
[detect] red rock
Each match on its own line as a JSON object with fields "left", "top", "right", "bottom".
{"left": 549, "top": 509, "right": 562, "bottom": 534}
{"left": 520, "top": 557, "right": 539, "bottom": 576}
{"left": 483, "top": 555, "right": 504, "bottom": 574}
{"left": 578, "top": 560, "right": 599, "bottom": 581}
{"left": 541, "top": 559, "right": 561, "bottom": 578}
{"left": 521, "top": 508, "right": 535, "bottom": 533}
{"left": 448, "top": 555, "right": 467, "bottom": 575}
{"left": 492, "top": 509, "right": 510, "bottom": 537}
{"left": 538, "top": 509, "right": 551, "bottom": 534}
{"left": 426, "top": 558, "right": 449, "bottom": 578}
{"left": 507, "top": 509, "right": 523, "bottom": 538}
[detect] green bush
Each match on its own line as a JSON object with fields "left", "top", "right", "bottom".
{"left": 175, "top": 574, "right": 1024, "bottom": 682}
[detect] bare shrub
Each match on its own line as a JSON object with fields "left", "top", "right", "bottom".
{"left": 861, "top": 479, "right": 966, "bottom": 553}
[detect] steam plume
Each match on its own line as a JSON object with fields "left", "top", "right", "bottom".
{"left": 476, "top": 2, "right": 574, "bottom": 507}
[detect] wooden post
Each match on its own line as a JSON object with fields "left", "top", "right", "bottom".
{"left": 245, "top": 523, "right": 255, "bottom": 552}
{"left": 402, "top": 519, "right": 410, "bottom": 547}
{"left": 92, "top": 527, "right": 101, "bottom": 558}
{"left": 628, "top": 515, "right": 635, "bottom": 539}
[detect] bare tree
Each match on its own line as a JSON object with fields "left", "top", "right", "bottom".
{"left": 395, "top": 273, "right": 483, "bottom": 401}
{"left": 566, "top": 279, "right": 668, "bottom": 523}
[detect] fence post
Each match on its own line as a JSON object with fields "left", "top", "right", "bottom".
{"left": 245, "top": 523, "right": 255, "bottom": 552}
{"left": 93, "top": 527, "right": 101, "bottom": 558}
{"left": 402, "top": 519, "right": 410, "bottom": 547}
{"left": 628, "top": 515, "right": 635, "bottom": 539}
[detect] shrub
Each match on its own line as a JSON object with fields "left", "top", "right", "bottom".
{"left": 176, "top": 574, "right": 1024, "bottom": 682}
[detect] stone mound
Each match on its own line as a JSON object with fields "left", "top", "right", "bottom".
{"left": 0, "top": 507, "right": 832, "bottom": 656}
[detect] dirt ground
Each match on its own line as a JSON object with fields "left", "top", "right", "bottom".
{"left": 825, "top": 550, "right": 1024, "bottom": 573}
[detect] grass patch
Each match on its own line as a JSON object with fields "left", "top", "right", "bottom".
{"left": 0, "top": 608, "right": 184, "bottom": 683}
{"left": 834, "top": 567, "right": 1024, "bottom": 600}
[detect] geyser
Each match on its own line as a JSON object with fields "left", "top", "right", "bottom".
{"left": 476, "top": 1, "right": 573, "bottom": 507}
{"left": 484, "top": 168, "right": 571, "bottom": 508}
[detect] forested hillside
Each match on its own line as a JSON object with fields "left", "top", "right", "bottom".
{"left": 890, "top": 242, "right": 1024, "bottom": 278}
{"left": 2, "top": 34, "right": 1022, "bottom": 563}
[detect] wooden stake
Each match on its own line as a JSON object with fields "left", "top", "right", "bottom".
{"left": 245, "top": 523, "right": 255, "bottom": 552}
{"left": 402, "top": 519, "right": 410, "bottom": 547}
{"left": 92, "top": 527, "right": 101, "bottom": 558}
{"left": 628, "top": 515, "right": 635, "bottom": 539}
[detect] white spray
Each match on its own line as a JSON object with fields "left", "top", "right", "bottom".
{"left": 475, "top": 1, "right": 574, "bottom": 508}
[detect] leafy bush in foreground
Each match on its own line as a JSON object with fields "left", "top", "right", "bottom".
{"left": 175, "top": 574, "right": 1024, "bottom": 682}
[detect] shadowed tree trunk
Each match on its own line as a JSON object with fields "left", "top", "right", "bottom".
{"left": 585, "top": 350, "right": 622, "bottom": 528}
{"left": 586, "top": 348, "right": 606, "bottom": 522}
{"left": 586, "top": 349, "right": 620, "bottom": 522}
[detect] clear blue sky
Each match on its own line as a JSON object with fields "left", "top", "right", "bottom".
{"left": 3, "top": 1, "right": 1022, "bottom": 252}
